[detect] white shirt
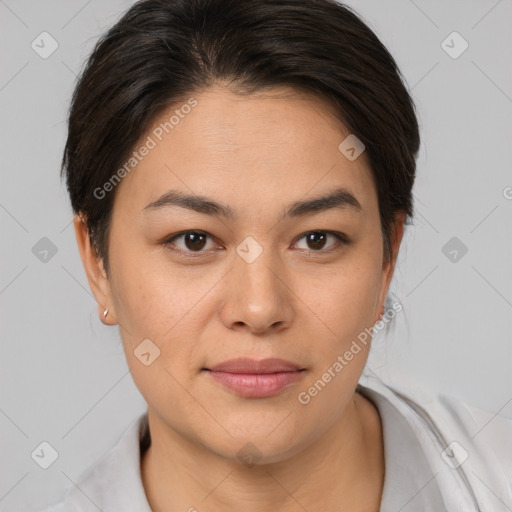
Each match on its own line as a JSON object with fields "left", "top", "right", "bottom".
{"left": 39, "top": 372, "right": 512, "bottom": 511}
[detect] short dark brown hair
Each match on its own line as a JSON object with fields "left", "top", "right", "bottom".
{"left": 62, "top": 0, "right": 420, "bottom": 274}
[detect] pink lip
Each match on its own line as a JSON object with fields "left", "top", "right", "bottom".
{"left": 204, "top": 358, "right": 305, "bottom": 398}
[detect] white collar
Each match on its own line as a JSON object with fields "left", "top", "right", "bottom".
{"left": 50, "top": 371, "right": 512, "bottom": 511}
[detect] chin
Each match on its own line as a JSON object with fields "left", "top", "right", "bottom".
{"left": 200, "top": 415, "right": 312, "bottom": 467}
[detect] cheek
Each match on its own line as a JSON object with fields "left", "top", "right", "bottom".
{"left": 109, "top": 238, "right": 192, "bottom": 335}
{"left": 306, "top": 251, "right": 383, "bottom": 346}
{"left": 107, "top": 243, "right": 213, "bottom": 416}
{"left": 292, "top": 251, "right": 383, "bottom": 422}
{"left": 108, "top": 238, "right": 230, "bottom": 371}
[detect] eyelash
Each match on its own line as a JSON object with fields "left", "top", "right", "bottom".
{"left": 162, "top": 230, "right": 350, "bottom": 258}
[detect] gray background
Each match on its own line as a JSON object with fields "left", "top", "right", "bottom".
{"left": 1, "top": 0, "right": 511, "bottom": 510}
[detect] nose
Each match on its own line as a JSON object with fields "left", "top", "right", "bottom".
{"left": 219, "top": 246, "right": 294, "bottom": 335}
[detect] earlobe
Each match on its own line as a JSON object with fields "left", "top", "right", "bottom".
{"left": 98, "top": 303, "right": 117, "bottom": 326}
{"left": 73, "top": 214, "right": 117, "bottom": 325}
{"left": 372, "top": 302, "right": 385, "bottom": 326}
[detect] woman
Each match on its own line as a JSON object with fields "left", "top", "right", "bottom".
{"left": 41, "top": 0, "right": 511, "bottom": 510}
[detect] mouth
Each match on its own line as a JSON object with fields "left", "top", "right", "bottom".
{"left": 202, "top": 358, "right": 306, "bottom": 398}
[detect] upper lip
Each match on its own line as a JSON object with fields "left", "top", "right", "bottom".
{"left": 205, "top": 358, "right": 303, "bottom": 374}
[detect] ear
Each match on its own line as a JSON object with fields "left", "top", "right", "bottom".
{"left": 73, "top": 214, "right": 117, "bottom": 325}
{"left": 373, "top": 211, "right": 406, "bottom": 324}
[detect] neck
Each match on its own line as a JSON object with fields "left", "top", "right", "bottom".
{"left": 141, "top": 392, "right": 384, "bottom": 512}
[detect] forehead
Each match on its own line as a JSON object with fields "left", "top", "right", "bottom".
{"left": 112, "top": 85, "right": 377, "bottom": 219}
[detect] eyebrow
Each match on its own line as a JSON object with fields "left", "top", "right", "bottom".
{"left": 143, "top": 187, "right": 362, "bottom": 220}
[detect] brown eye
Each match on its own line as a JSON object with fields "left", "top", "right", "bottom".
{"left": 182, "top": 232, "right": 207, "bottom": 251}
{"left": 164, "top": 231, "right": 216, "bottom": 254}
{"left": 294, "top": 231, "right": 349, "bottom": 252}
{"left": 306, "top": 231, "right": 328, "bottom": 250}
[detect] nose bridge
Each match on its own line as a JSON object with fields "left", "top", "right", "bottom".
{"left": 221, "top": 234, "right": 292, "bottom": 332}
{"left": 234, "top": 234, "right": 283, "bottom": 298}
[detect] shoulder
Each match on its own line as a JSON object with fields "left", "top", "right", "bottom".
{"left": 32, "top": 413, "right": 151, "bottom": 512}
{"left": 358, "top": 371, "right": 512, "bottom": 509}
{"left": 425, "top": 391, "right": 512, "bottom": 510}
{"left": 360, "top": 371, "right": 512, "bottom": 470}
{"left": 429, "top": 392, "right": 512, "bottom": 476}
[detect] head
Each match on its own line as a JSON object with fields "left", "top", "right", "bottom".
{"left": 66, "top": 0, "right": 419, "bottom": 463}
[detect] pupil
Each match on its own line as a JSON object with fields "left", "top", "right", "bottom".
{"left": 186, "top": 232, "right": 206, "bottom": 251}
{"left": 308, "top": 232, "right": 326, "bottom": 250}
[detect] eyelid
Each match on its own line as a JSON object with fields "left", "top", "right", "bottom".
{"left": 292, "top": 231, "right": 350, "bottom": 252}
{"left": 162, "top": 229, "right": 350, "bottom": 257}
{"left": 162, "top": 230, "right": 221, "bottom": 257}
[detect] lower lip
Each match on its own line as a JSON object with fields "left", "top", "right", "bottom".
{"left": 205, "top": 370, "right": 304, "bottom": 398}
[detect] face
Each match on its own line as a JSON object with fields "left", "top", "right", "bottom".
{"left": 76, "top": 85, "right": 403, "bottom": 464}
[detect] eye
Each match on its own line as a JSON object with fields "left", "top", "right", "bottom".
{"left": 162, "top": 229, "right": 349, "bottom": 258}
{"left": 293, "top": 231, "right": 349, "bottom": 252}
{"left": 163, "top": 230, "right": 218, "bottom": 256}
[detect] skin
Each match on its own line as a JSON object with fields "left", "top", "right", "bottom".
{"left": 75, "top": 85, "right": 405, "bottom": 512}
